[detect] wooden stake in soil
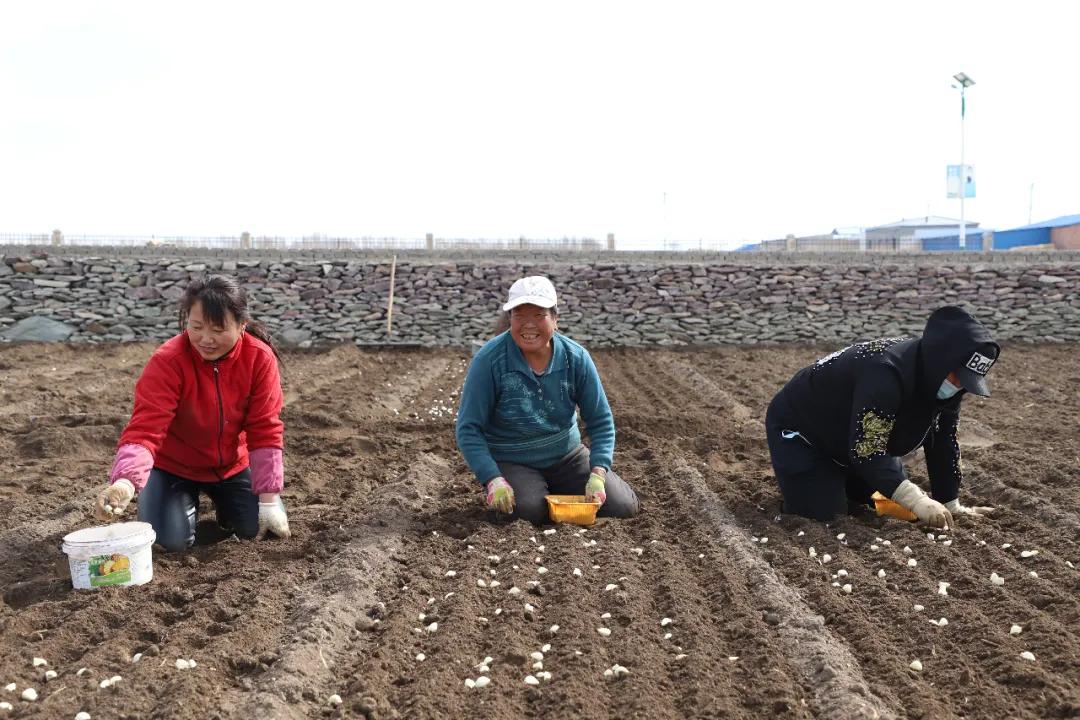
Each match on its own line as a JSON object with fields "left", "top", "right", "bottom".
{"left": 387, "top": 255, "right": 397, "bottom": 336}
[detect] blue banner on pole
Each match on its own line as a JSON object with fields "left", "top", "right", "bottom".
{"left": 946, "top": 165, "right": 976, "bottom": 198}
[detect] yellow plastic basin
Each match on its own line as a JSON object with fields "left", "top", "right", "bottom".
{"left": 545, "top": 494, "right": 601, "bottom": 526}
{"left": 871, "top": 491, "right": 918, "bottom": 522}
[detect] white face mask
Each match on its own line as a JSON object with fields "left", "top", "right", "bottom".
{"left": 937, "top": 377, "right": 962, "bottom": 400}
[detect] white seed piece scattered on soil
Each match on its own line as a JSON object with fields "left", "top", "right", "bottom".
{"left": 1001, "top": 543, "right": 1012, "bottom": 549}
{"left": 110, "top": 675, "right": 123, "bottom": 684}
{"left": 760, "top": 537, "right": 769, "bottom": 544}
{"left": 473, "top": 676, "right": 491, "bottom": 689}
{"left": 76, "top": 713, "right": 92, "bottom": 720}
{"left": 20, "top": 689, "right": 37, "bottom": 702}
{"left": 99, "top": 679, "right": 112, "bottom": 689}
{"left": 870, "top": 544, "right": 880, "bottom": 551}
{"left": 937, "top": 534, "right": 948, "bottom": 540}
{"left": 508, "top": 586, "right": 521, "bottom": 596}
{"left": 660, "top": 618, "right": 673, "bottom": 626}
{"left": 663, "top": 632, "right": 672, "bottom": 640}
{"left": 938, "top": 582, "right": 950, "bottom": 596}
{"left": 907, "top": 558, "right": 918, "bottom": 567}
{"left": 831, "top": 582, "right": 841, "bottom": 588}
{"left": 808, "top": 547, "right": 817, "bottom": 558}
{"left": 0, "top": 703, "right": 13, "bottom": 712}
{"left": 535, "top": 557, "right": 543, "bottom": 564}
{"left": 822, "top": 554, "right": 832, "bottom": 564}
{"left": 836, "top": 533, "right": 846, "bottom": 541}
{"left": 929, "top": 618, "right": 948, "bottom": 627}
{"left": 674, "top": 653, "right": 688, "bottom": 660}
{"left": 175, "top": 659, "right": 194, "bottom": 670}
{"left": 990, "top": 573, "right": 1005, "bottom": 586}
{"left": 592, "top": 565, "right": 601, "bottom": 570}
{"left": 537, "top": 567, "right": 548, "bottom": 575}
{"left": 910, "top": 659, "right": 923, "bottom": 672}
{"left": 913, "top": 604, "right": 925, "bottom": 612}
{"left": 416, "top": 653, "right": 426, "bottom": 661}
{"left": 943, "top": 540, "right": 953, "bottom": 547}
{"left": 572, "top": 568, "right": 583, "bottom": 577}
{"left": 131, "top": 653, "right": 142, "bottom": 663}
{"left": 837, "top": 569, "right": 849, "bottom": 578}
{"left": 488, "top": 555, "right": 501, "bottom": 564}
{"left": 631, "top": 548, "right": 644, "bottom": 555}
{"left": 3, "top": 683, "right": 14, "bottom": 692}
{"left": 445, "top": 570, "right": 457, "bottom": 577}
{"left": 525, "top": 604, "right": 536, "bottom": 613}
{"left": 604, "top": 584, "right": 618, "bottom": 592}
{"left": 328, "top": 694, "right": 343, "bottom": 706}
{"left": 477, "top": 617, "right": 488, "bottom": 623}
{"left": 842, "top": 584, "right": 853, "bottom": 594}
{"left": 751, "top": 536, "right": 759, "bottom": 543}
{"left": 530, "top": 652, "right": 544, "bottom": 662}
{"left": 1020, "top": 651, "right": 1036, "bottom": 661}
{"left": 878, "top": 569, "right": 886, "bottom": 578}
{"left": 550, "top": 624, "right": 560, "bottom": 635}
{"left": 44, "top": 671, "right": 57, "bottom": 681}
{"left": 32, "top": 658, "right": 47, "bottom": 668}
{"left": 797, "top": 531, "right": 805, "bottom": 537}
{"left": 532, "top": 662, "right": 544, "bottom": 671}
{"left": 698, "top": 553, "right": 705, "bottom": 559}
{"left": 601, "top": 612, "right": 611, "bottom": 619}
{"left": 1010, "top": 625, "right": 1023, "bottom": 635}
{"left": 597, "top": 627, "right": 611, "bottom": 637}
{"left": 903, "top": 546, "right": 912, "bottom": 555}
{"left": 464, "top": 678, "right": 475, "bottom": 689}
{"left": 477, "top": 579, "right": 487, "bottom": 588}
{"left": 1067, "top": 561, "right": 1074, "bottom": 568}
{"left": 1021, "top": 550, "right": 1039, "bottom": 558}
{"left": 543, "top": 529, "right": 556, "bottom": 536}
{"left": 542, "top": 644, "right": 551, "bottom": 653}
{"left": 1029, "top": 571, "right": 1039, "bottom": 579}
{"left": 537, "top": 671, "right": 553, "bottom": 681}
{"left": 524, "top": 675, "right": 540, "bottom": 686}
{"left": 882, "top": 540, "right": 891, "bottom": 546}
{"left": 426, "top": 622, "right": 439, "bottom": 633}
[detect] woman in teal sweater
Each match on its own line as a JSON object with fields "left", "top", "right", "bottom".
{"left": 455, "top": 276, "right": 639, "bottom": 524}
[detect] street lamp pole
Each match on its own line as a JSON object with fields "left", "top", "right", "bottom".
{"left": 953, "top": 72, "right": 975, "bottom": 248}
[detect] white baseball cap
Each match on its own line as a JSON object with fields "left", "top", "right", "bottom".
{"left": 502, "top": 276, "right": 557, "bottom": 311}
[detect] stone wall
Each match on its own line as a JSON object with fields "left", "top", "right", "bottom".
{"left": 2, "top": 246, "right": 1079, "bottom": 346}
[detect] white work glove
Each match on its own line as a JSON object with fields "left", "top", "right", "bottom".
{"left": 485, "top": 477, "right": 515, "bottom": 514}
{"left": 944, "top": 498, "right": 995, "bottom": 518}
{"left": 256, "top": 496, "right": 291, "bottom": 540}
{"left": 892, "top": 480, "right": 954, "bottom": 529}
{"left": 94, "top": 479, "right": 135, "bottom": 523}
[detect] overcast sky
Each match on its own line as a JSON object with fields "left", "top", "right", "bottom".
{"left": 1, "top": 2, "right": 1077, "bottom": 249}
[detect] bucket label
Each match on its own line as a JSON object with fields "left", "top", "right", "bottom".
{"left": 89, "top": 553, "right": 132, "bottom": 587}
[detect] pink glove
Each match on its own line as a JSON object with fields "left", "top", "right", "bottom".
{"left": 109, "top": 444, "right": 154, "bottom": 492}
{"left": 250, "top": 447, "right": 284, "bottom": 494}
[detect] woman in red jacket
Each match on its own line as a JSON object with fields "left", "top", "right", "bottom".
{"left": 92, "top": 275, "right": 291, "bottom": 551}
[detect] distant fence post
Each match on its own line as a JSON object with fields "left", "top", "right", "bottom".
{"left": 51, "top": 229, "right": 63, "bottom": 246}
{"left": 607, "top": 233, "right": 615, "bottom": 251}
{"left": 426, "top": 233, "right": 434, "bottom": 251}
{"left": 785, "top": 234, "right": 796, "bottom": 252}
{"left": 241, "top": 231, "right": 252, "bottom": 250}
{"left": 983, "top": 231, "right": 993, "bottom": 251}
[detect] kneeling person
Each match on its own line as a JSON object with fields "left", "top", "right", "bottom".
{"left": 766, "top": 306, "right": 999, "bottom": 527}
{"left": 455, "top": 276, "right": 639, "bottom": 524}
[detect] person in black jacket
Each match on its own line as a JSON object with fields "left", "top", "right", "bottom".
{"left": 765, "top": 306, "right": 1000, "bottom": 527}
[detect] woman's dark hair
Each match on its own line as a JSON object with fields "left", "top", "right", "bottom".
{"left": 179, "top": 275, "right": 280, "bottom": 359}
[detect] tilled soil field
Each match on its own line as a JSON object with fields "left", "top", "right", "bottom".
{"left": 0, "top": 342, "right": 1077, "bottom": 719}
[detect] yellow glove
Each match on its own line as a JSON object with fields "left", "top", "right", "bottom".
{"left": 485, "top": 477, "right": 515, "bottom": 514}
{"left": 585, "top": 472, "right": 607, "bottom": 505}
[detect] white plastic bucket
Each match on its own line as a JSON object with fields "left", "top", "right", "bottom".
{"left": 61, "top": 522, "right": 157, "bottom": 590}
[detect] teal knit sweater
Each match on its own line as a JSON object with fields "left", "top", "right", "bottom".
{"left": 455, "top": 332, "right": 615, "bottom": 484}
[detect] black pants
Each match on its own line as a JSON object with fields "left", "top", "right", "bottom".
{"left": 137, "top": 468, "right": 259, "bottom": 552}
{"left": 496, "top": 444, "right": 640, "bottom": 525}
{"left": 765, "top": 397, "right": 874, "bottom": 522}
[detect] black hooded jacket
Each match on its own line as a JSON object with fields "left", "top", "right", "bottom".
{"left": 768, "top": 307, "right": 1000, "bottom": 501}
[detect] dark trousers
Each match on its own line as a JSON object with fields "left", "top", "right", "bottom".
{"left": 497, "top": 444, "right": 639, "bottom": 525}
{"left": 765, "top": 398, "right": 874, "bottom": 522}
{"left": 137, "top": 467, "right": 259, "bottom": 552}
